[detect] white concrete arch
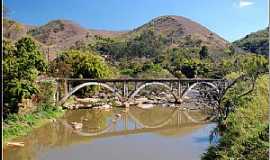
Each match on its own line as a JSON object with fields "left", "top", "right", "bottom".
{"left": 59, "top": 82, "right": 122, "bottom": 105}
{"left": 129, "top": 82, "right": 177, "bottom": 100}
{"left": 181, "top": 82, "right": 219, "bottom": 100}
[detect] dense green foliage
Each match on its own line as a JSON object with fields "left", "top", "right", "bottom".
{"left": 36, "top": 80, "right": 57, "bottom": 106}
{"left": 233, "top": 27, "right": 269, "bottom": 56}
{"left": 48, "top": 49, "right": 114, "bottom": 97}
{"left": 219, "top": 54, "right": 268, "bottom": 78}
{"left": 87, "top": 28, "right": 167, "bottom": 60}
{"left": 202, "top": 75, "right": 269, "bottom": 160}
{"left": 3, "top": 37, "right": 47, "bottom": 116}
{"left": 119, "top": 60, "right": 173, "bottom": 78}
{"left": 49, "top": 49, "right": 112, "bottom": 78}
{"left": 157, "top": 47, "right": 215, "bottom": 78}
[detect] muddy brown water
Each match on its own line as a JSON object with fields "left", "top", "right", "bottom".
{"left": 3, "top": 106, "right": 216, "bottom": 160}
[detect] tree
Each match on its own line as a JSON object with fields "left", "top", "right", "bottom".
{"left": 199, "top": 46, "right": 208, "bottom": 59}
{"left": 127, "top": 28, "right": 166, "bottom": 58}
{"left": 49, "top": 50, "right": 113, "bottom": 97}
{"left": 3, "top": 37, "right": 47, "bottom": 116}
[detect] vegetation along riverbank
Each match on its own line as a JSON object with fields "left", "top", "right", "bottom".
{"left": 202, "top": 73, "right": 269, "bottom": 159}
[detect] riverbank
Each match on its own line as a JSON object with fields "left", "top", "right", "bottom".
{"left": 202, "top": 74, "right": 269, "bottom": 159}
{"left": 3, "top": 104, "right": 65, "bottom": 144}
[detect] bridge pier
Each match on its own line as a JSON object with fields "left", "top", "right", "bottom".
{"left": 55, "top": 80, "right": 61, "bottom": 104}
{"left": 123, "top": 82, "right": 128, "bottom": 97}
{"left": 177, "top": 81, "right": 182, "bottom": 97}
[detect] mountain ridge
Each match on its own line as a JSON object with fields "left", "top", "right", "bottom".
{"left": 3, "top": 15, "right": 234, "bottom": 60}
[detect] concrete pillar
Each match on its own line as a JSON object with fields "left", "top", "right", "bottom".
{"left": 56, "top": 80, "right": 60, "bottom": 103}
{"left": 177, "top": 81, "right": 181, "bottom": 97}
{"left": 123, "top": 82, "right": 128, "bottom": 97}
{"left": 170, "top": 82, "right": 173, "bottom": 91}
{"left": 134, "top": 82, "right": 137, "bottom": 90}
{"left": 126, "top": 82, "right": 129, "bottom": 97}
{"left": 123, "top": 82, "right": 126, "bottom": 97}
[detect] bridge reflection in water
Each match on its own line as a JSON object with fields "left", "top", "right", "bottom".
{"left": 61, "top": 106, "right": 215, "bottom": 138}
{"left": 3, "top": 106, "right": 216, "bottom": 160}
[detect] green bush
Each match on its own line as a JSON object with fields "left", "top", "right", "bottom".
{"left": 36, "top": 80, "right": 57, "bottom": 107}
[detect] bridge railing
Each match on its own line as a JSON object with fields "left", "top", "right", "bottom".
{"left": 54, "top": 78, "right": 227, "bottom": 82}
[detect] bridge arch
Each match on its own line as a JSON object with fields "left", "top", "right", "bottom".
{"left": 59, "top": 82, "right": 122, "bottom": 105}
{"left": 181, "top": 82, "right": 219, "bottom": 100}
{"left": 128, "top": 82, "right": 177, "bottom": 101}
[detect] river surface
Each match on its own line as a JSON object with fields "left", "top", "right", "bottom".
{"left": 4, "top": 106, "right": 216, "bottom": 160}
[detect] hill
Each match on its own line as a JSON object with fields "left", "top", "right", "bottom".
{"left": 129, "top": 16, "right": 228, "bottom": 53}
{"left": 233, "top": 27, "right": 269, "bottom": 56}
{"left": 3, "top": 19, "right": 36, "bottom": 41}
{"left": 3, "top": 16, "right": 230, "bottom": 60}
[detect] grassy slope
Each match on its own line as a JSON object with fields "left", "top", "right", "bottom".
{"left": 3, "top": 106, "right": 65, "bottom": 143}
{"left": 202, "top": 74, "right": 269, "bottom": 159}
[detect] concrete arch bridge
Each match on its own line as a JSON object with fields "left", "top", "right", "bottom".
{"left": 52, "top": 78, "right": 228, "bottom": 106}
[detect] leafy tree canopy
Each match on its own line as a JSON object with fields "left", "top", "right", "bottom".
{"left": 3, "top": 37, "right": 47, "bottom": 116}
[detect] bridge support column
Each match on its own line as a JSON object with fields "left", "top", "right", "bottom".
{"left": 55, "top": 80, "right": 61, "bottom": 104}
{"left": 177, "top": 81, "right": 182, "bottom": 98}
{"left": 134, "top": 82, "right": 137, "bottom": 90}
{"left": 123, "top": 82, "right": 125, "bottom": 97}
{"left": 123, "top": 82, "right": 128, "bottom": 98}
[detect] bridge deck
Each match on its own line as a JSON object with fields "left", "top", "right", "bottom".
{"left": 56, "top": 78, "right": 226, "bottom": 83}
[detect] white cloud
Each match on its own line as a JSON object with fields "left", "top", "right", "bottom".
{"left": 239, "top": 0, "right": 254, "bottom": 8}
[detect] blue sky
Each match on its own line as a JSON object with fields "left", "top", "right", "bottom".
{"left": 5, "top": 0, "right": 268, "bottom": 42}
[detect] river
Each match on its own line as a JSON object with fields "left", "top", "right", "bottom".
{"left": 3, "top": 106, "right": 216, "bottom": 160}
